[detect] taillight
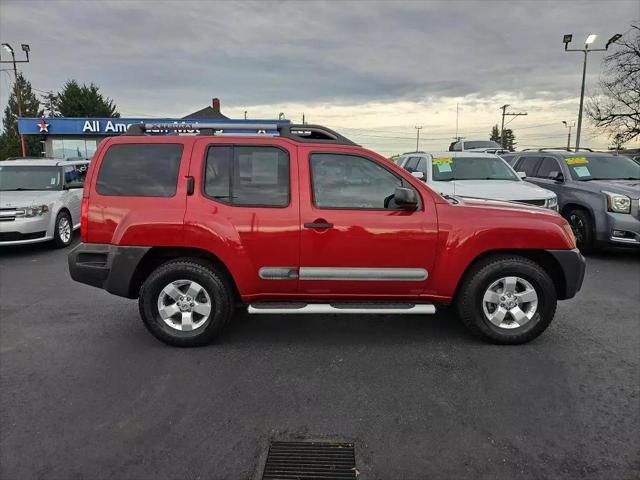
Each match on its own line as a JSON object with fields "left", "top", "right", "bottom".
{"left": 80, "top": 196, "right": 89, "bottom": 242}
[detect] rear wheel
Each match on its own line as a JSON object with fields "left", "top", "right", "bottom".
{"left": 138, "top": 259, "right": 234, "bottom": 347}
{"left": 456, "top": 255, "right": 557, "bottom": 344}
{"left": 567, "top": 208, "right": 594, "bottom": 253}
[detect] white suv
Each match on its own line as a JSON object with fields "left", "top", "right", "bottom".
{"left": 398, "top": 152, "right": 558, "bottom": 210}
{"left": 0, "top": 159, "right": 89, "bottom": 247}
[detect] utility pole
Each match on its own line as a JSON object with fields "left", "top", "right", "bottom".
{"left": 562, "top": 120, "right": 575, "bottom": 150}
{"left": 563, "top": 33, "right": 622, "bottom": 150}
{"left": 500, "top": 104, "right": 527, "bottom": 148}
{"left": 244, "top": 110, "right": 247, "bottom": 120}
{"left": 414, "top": 126, "right": 423, "bottom": 152}
{"left": 1, "top": 43, "right": 30, "bottom": 158}
{"left": 455, "top": 103, "right": 459, "bottom": 140}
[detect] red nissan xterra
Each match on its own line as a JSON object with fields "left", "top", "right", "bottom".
{"left": 68, "top": 123, "right": 585, "bottom": 347}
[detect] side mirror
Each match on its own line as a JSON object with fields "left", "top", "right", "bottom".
{"left": 548, "top": 171, "right": 564, "bottom": 182}
{"left": 517, "top": 171, "right": 527, "bottom": 179}
{"left": 411, "top": 171, "right": 425, "bottom": 180}
{"left": 394, "top": 187, "right": 418, "bottom": 210}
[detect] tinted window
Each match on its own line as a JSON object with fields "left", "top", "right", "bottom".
{"left": 97, "top": 144, "right": 182, "bottom": 196}
{"left": 64, "top": 164, "right": 88, "bottom": 188}
{"left": 0, "top": 166, "right": 61, "bottom": 191}
{"left": 535, "top": 157, "right": 561, "bottom": 178}
{"left": 204, "top": 146, "right": 289, "bottom": 207}
{"left": 516, "top": 156, "right": 541, "bottom": 176}
{"left": 310, "top": 153, "right": 407, "bottom": 209}
{"left": 462, "top": 140, "right": 502, "bottom": 149}
{"left": 416, "top": 157, "right": 428, "bottom": 173}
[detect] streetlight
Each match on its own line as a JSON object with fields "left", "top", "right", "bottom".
{"left": 414, "top": 126, "right": 423, "bottom": 152}
{"left": 563, "top": 32, "right": 622, "bottom": 151}
{"left": 0, "top": 42, "right": 31, "bottom": 157}
{"left": 562, "top": 120, "right": 576, "bottom": 150}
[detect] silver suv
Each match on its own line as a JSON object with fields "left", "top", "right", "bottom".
{"left": 0, "top": 159, "right": 89, "bottom": 247}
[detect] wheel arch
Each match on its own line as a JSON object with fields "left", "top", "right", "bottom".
{"left": 454, "top": 249, "right": 568, "bottom": 301}
{"left": 128, "top": 246, "right": 241, "bottom": 302}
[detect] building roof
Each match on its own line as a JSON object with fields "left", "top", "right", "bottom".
{"left": 182, "top": 97, "right": 228, "bottom": 120}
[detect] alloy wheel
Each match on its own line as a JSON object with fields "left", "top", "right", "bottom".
{"left": 482, "top": 276, "right": 539, "bottom": 329}
{"left": 156, "top": 280, "right": 212, "bottom": 331}
{"left": 58, "top": 216, "right": 71, "bottom": 244}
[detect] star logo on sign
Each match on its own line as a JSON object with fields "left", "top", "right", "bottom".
{"left": 38, "top": 118, "right": 49, "bottom": 133}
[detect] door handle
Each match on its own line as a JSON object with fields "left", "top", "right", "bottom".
{"left": 304, "top": 221, "right": 333, "bottom": 229}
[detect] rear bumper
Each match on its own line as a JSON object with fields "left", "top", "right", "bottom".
{"left": 546, "top": 248, "right": 586, "bottom": 300}
{"left": 68, "top": 243, "right": 149, "bottom": 298}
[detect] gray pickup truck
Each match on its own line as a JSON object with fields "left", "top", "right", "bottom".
{"left": 506, "top": 150, "right": 640, "bottom": 252}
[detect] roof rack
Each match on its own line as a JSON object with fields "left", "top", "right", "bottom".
{"left": 125, "top": 122, "right": 358, "bottom": 146}
{"left": 521, "top": 147, "right": 594, "bottom": 152}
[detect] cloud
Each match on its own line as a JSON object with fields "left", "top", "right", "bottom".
{"left": 1, "top": 0, "right": 638, "bottom": 153}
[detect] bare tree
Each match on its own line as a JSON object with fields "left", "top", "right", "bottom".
{"left": 588, "top": 24, "right": 640, "bottom": 143}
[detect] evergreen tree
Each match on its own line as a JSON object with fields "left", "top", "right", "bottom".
{"left": 503, "top": 129, "right": 517, "bottom": 151}
{"left": 490, "top": 124, "right": 500, "bottom": 142}
{"left": 0, "top": 73, "right": 44, "bottom": 159}
{"left": 52, "top": 80, "right": 119, "bottom": 117}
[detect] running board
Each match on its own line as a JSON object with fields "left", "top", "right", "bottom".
{"left": 247, "top": 303, "right": 436, "bottom": 315}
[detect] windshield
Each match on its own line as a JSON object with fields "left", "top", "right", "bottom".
{"left": 564, "top": 155, "right": 640, "bottom": 181}
{"left": 463, "top": 141, "right": 501, "bottom": 150}
{"left": 0, "top": 166, "right": 62, "bottom": 191}
{"left": 432, "top": 156, "right": 518, "bottom": 181}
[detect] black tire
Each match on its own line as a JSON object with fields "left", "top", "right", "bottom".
{"left": 566, "top": 208, "right": 594, "bottom": 253}
{"left": 52, "top": 210, "right": 73, "bottom": 248}
{"left": 138, "top": 259, "right": 234, "bottom": 347}
{"left": 456, "top": 255, "right": 557, "bottom": 345}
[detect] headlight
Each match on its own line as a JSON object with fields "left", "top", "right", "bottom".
{"left": 21, "top": 205, "right": 49, "bottom": 217}
{"left": 545, "top": 196, "right": 558, "bottom": 210}
{"left": 603, "top": 191, "right": 631, "bottom": 214}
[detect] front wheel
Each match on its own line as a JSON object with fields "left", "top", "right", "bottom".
{"left": 456, "top": 255, "right": 557, "bottom": 344}
{"left": 567, "top": 209, "right": 594, "bottom": 253}
{"left": 138, "top": 259, "right": 234, "bottom": 347}
{"left": 52, "top": 211, "right": 73, "bottom": 248}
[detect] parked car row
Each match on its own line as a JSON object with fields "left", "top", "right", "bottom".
{"left": 395, "top": 148, "right": 640, "bottom": 252}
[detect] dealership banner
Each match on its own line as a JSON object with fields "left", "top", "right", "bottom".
{"left": 18, "top": 117, "right": 287, "bottom": 136}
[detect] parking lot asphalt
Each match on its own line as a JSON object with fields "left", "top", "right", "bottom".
{"left": 1, "top": 237, "right": 639, "bottom": 480}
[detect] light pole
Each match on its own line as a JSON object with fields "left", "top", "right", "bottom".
{"left": 0, "top": 43, "right": 30, "bottom": 158}
{"left": 563, "top": 33, "right": 622, "bottom": 151}
{"left": 414, "top": 125, "right": 423, "bottom": 152}
{"left": 562, "top": 120, "right": 576, "bottom": 150}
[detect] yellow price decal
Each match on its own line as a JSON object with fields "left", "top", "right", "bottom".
{"left": 432, "top": 157, "right": 453, "bottom": 165}
{"left": 566, "top": 157, "right": 589, "bottom": 165}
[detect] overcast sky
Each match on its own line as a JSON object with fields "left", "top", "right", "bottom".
{"left": 1, "top": 0, "right": 638, "bottom": 155}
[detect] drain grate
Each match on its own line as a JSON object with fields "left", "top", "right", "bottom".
{"left": 262, "top": 441, "right": 357, "bottom": 479}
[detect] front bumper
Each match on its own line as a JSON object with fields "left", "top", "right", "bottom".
{"left": 68, "top": 243, "right": 150, "bottom": 298}
{"left": 0, "top": 215, "right": 53, "bottom": 246}
{"left": 546, "top": 248, "right": 586, "bottom": 300}
{"left": 600, "top": 211, "right": 640, "bottom": 247}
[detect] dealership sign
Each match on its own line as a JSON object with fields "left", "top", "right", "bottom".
{"left": 18, "top": 117, "right": 286, "bottom": 136}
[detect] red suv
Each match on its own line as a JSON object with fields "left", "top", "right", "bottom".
{"left": 68, "top": 123, "right": 585, "bottom": 347}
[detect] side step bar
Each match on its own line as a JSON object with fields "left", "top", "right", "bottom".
{"left": 247, "top": 303, "right": 436, "bottom": 315}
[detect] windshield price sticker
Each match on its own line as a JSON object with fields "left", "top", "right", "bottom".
{"left": 573, "top": 165, "right": 591, "bottom": 177}
{"left": 566, "top": 157, "right": 589, "bottom": 165}
{"left": 437, "top": 163, "right": 453, "bottom": 173}
{"left": 432, "top": 157, "right": 453, "bottom": 165}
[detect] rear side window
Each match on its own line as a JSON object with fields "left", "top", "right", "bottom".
{"left": 204, "top": 145, "right": 289, "bottom": 207}
{"left": 96, "top": 144, "right": 183, "bottom": 196}
{"left": 535, "top": 157, "right": 561, "bottom": 178}
{"left": 515, "top": 156, "right": 541, "bottom": 177}
{"left": 64, "top": 164, "right": 88, "bottom": 189}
